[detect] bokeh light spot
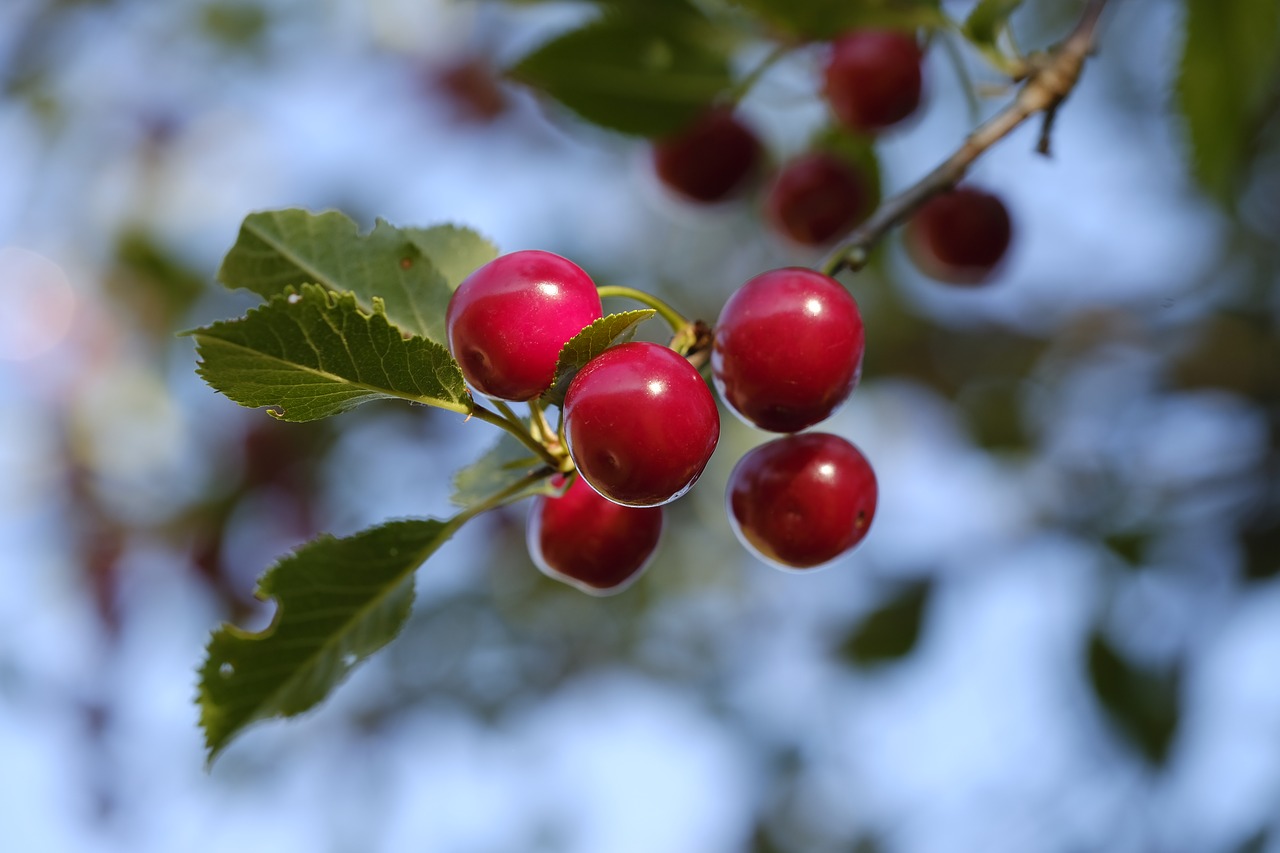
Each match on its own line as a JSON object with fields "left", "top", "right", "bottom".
{"left": 0, "top": 247, "right": 76, "bottom": 360}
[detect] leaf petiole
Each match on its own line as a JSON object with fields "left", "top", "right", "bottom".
{"left": 491, "top": 398, "right": 523, "bottom": 428}
{"left": 455, "top": 463, "right": 557, "bottom": 524}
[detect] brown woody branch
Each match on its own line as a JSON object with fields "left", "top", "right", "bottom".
{"left": 820, "top": 0, "right": 1111, "bottom": 278}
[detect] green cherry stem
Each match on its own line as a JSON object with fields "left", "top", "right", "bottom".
{"left": 937, "top": 28, "right": 982, "bottom": 125}
{"left": 524, "top": 397, "right": 565, "bottom": 458}
{"left": 468, "top": 403, "right": 561, "bottom": 469}
{"left": 596, "top": 285, "right": 689, "bottom": 333}
{"left": 491, "top": 398, "right": 523, "bottom": 428}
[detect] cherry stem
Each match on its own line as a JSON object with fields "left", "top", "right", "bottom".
{"left": 468, "top": 402, "right": 561, "bottom": 469}
{"left": 527, "top": 398, "right": 560, "bottom": 455}
{"left": 937, "top": 29, "right": 982, "bottom": 125}
{"left": 820, "top": 0, "right": 1110, "bottom": 279}
{"left": 596, "top": 285, "right": 689, "bottom": 332}
{"left": 491, "top": 398, "right": 522, "bottom": 426}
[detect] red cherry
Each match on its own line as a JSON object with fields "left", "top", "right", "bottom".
{"left": 563, "top": 341, "right": 720, "bottom": 507}
{"left": 727, "top": 432, "right": 877, "bottom": 570}
{"left": 446, "top": 250, "right": 602, "bottom": 401}
{"left": 905, "top": 186, "right": 1013, "bottom": 285}
{"left": 653, "top": 110, "right": 763, "bottom": 204}
{"left": 766, "top": 152, "right": 870, "bottom": 246}
{"left": 432, "top": 57, "right": 508, "bottom": 123}
{"left": 713, "top": 268, "right": 864, "bottom": 433}
{"left": 823, "top": 29, "right": 923, "bottom": 133}
{"left": 527, "top": 474, "right": 664, "bottom": 595}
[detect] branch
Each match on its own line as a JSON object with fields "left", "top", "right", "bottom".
{"left": 821, "top": 0, "right": 1111, "bottom": 278}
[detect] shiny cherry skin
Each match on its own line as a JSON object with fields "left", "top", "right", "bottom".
{"left": 713, "top": 268, "right": 864, "bottom": 433}
{"left": 563, "top": 341, "right": 720, "bottom": 507}
{"left": 527, "top": 473, "right": 664, "bottom": 595}
{"left": 905, "top": 186, "right": 1013, "bottom": 285}
{"left": 766, "top": 152, "right": 870, "bottom": 246}
{"left": 824, "top": 29, "right": 923, "bottom": 133}
{"left": 446, "top": 250, "right": 602, "bottom": 401}
{"left": 727, "top": 432, "right": 877, "bottom": 570}
{"left": 653, "top": 109, "right": 763, "bottom": 204}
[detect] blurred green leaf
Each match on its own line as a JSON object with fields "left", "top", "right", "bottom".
{"left": 540, "top": 310, "right": 655, "bottom": 406}
{"left": 402, "top": 225, "right": 499, "bottom": 292}
{"left": 811, "top": 126, "right": 884, "bottom": 219}
{"left": 963, "top": 0, "right": 1023, "bottom": 48}
{"left": 725, "top": 0, "right": 944, "bottom": 40}
{"left": 1087, "top": 632, "right": 1181, "bottom": 765}
{"left": 187, "top": 284, "right": 471, "bottom": 422}
{"left": 199, "top": 517, "right": 464, "bottom": 763}
{"left": 1177, "top": 0, "right": 1280, "bottom": 204}
{"left": 1102, "top": 530, "right": 1152, "bottom": 570}
{"left": 509, "top": 7, "right": 733, "bottom": 136}
{"left": 1242, "top": 515, "right": 1280, "bottom": 582}
{"left": 955, "top": 378, "right": 1028, "bottom": 452}
{"left": 218, "top": 209, "right": 493, "bottom": 345}
{"left": 200, "top": 1, "right": 268, "bottom": 48}
{"left": 451, "top": 434, "right": 551, "bottom": 510}
{"left": 840, "top": 581, "right": 931, "bottom": 666}
{"left": 109, "top": 229, "right": 206, "bottom": 336}
{"left": 1233, "top": 829, "right": 1270, "bottom": 853}
{"left": 1170, "top": 312, "right": 1280, "bottom": 400}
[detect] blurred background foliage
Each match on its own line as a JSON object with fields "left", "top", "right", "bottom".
{"left": 0, "top": 0, "right": 1278, "bottom": 851}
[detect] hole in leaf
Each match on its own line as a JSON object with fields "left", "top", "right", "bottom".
{"left": 219, "top": 662, "right": 234, "bottom": 677}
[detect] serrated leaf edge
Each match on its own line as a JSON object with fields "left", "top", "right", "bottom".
{"left": 184, "top": 284, "right": 473, "bottom": 417}
{"left": 198, "top": 515, "right": 465, "bottom": 765}
{"left": 539, "top": 309, "right": 656, "bottom": 406}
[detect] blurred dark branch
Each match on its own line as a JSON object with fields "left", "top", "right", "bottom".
{"left": 822, "top": 0, "right": 1111, "bottom": 278}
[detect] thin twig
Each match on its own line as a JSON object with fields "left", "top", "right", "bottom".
{"left": 821, "top": 0, "right": 1111, "bottom": 278}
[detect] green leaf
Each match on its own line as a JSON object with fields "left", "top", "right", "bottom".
{"left": 1102, "top": 530, "right": 1152, "bottom": 571}
{"left": 1233, "top": 829, "right": 1270, "bottom": 853}
{"left": 1177, "top": 0, "right": 1280, "bottom": 204}
{"left": 963, "top": 0, "right": 1023, "bottom": 48}
{"left": 216, "top": 209, "right": 496, "bottom": 344}
{"left": 402, "top": 224, "right": 499, "bottom": 292}
{"left": 840, "top": 581, "right": 931, "bottom": 666}
{"left": 540, "top": 309, "right": 655, "bottom": 406}
{"left": 187, "top": 284, "right": 471, "bottom": 421}
{"left": 198, "top": 517, "right": 463, "bottom": 763}
{"left": 726, "top": 0, "right": 944, "bottom": 40}
{"left": 509, "top": 9, "right": 733, "bottom": 137}
{"left": 1087, "top": 632, "right": 1181, "bottom": 765}
{"left": 1242, "top": 514, "right": 1280, "bottom": 582}
{"left": 451, "top": 433, "right": 552, "bottom": 509}
{"left": 956, "top": 378, "right": 1028, "bottom": 452}
{"left": 108, "top": 229, "right": 206, "bottom": 338}
{"left": 201, "top": 1, "right": 269, "bottom": 48}
{"left": 811, "top": 126, "right": 884, "bottom": 219}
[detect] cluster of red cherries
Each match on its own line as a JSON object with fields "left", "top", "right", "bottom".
{"left": 653, "top": 28, "right": 1013, "bottom": 285}
{"left": 447, "top": 250, "right": 877, "bottom": 595}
